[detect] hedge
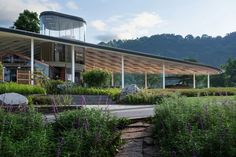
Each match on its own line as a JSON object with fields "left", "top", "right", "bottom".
{"left": 64, "top": 87, "right": 121, "bottom": 100}
{"left": 0, "top": 82, "right": 46, "bottom": 95}
{"left": 120, "top": 88, "right": 236, "bottom": 104}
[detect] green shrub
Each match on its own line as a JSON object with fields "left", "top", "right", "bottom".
{"left": 29, "top": 95, "right": 52, "bottom": 105}
{"left": 0, "top": 82, "right": 46, "bottom": 95}
{"left": 153, "top": 95, "right": 236, "bottom": 157}
{"left": 83, "top": 69, "right": 111, "bottom": 88}
{"left": 120, "top": 88, "right": 236, "bottom": 104}
{"left": 65, "top": 86, "right": 121, "bottom": 100}
{"left": 43, "top": 79, "right": 64, "bottom": 94}
{"left": 53, "top": 109, "right": 122, "bottom": 157}
{"left": 0, "top": 110, "right": 53, "bottom": 157}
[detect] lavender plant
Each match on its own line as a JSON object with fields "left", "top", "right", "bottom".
{"left": 153, "top": 95, "right": 236, "bottom": 157}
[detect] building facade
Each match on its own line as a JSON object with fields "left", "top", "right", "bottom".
{"left": 0, "top": 11, "right": 221, "bottom": 88}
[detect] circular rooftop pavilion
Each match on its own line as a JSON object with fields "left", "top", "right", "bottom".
{"left": 40, "top": 11, "right": 86, "bottom": 41}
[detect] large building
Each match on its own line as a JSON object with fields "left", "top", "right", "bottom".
{"left": 0, "top": 11, "right": 221, "bottom": 88}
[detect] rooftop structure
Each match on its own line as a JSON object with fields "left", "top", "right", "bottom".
{"left": 40, "top": 11, "right": 86, "bottom": 41}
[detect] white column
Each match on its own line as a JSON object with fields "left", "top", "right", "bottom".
{"left": 207, "top": 73, "right": 210, "bottom": 88}
{"left": 111, "top": 72, "right": 114, "bottom": 87}
{"left": 121, "top": 55, "right": 125, "bottom": 88}
{"left": 30, "top": 38, "right": 34, "bottom": 85}
{"left": 71, "top": 45, "right": 75, "bottom": 83}
{"left": 162, "top": 64, "right": 166, "bottom": 89}
{"left": 193, "top": 73, "right": 196, "bottom": 89}
{"left": 145, "top": 72, "right": 148, "bottom": 89}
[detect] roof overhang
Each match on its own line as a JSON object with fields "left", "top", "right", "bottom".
{"left": 0, "top": 27, "right": 222, "bottom": 75}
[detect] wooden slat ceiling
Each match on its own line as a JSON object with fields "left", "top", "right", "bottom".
{"left": 85, "top": 48, "right": 220, "bottom": 75}
{"left": 0, "top": 33, "right": 220, "bottom": 75}
{"left": 0, "top": 35, "right": 42, "bottom": 59}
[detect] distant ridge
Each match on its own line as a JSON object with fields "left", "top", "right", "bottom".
{"left": 99, "top": 33, "right": 236, "bottom": 67}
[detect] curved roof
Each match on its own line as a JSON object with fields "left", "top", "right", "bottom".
{"left": 40, "top": 11, "right": 86, "bottom": 24}
{"left": 0, "top": 27, "right": 222, "bottom": 75}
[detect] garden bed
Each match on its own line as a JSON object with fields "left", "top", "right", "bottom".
{"left": 153, "top": 95, "right": 236, "bottom": 157}
{"left": 0, "top": 108, "right": 127, "bottom": 157}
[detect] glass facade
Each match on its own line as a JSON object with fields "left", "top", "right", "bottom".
{"left": 40, "top": 12, "right": 86, "bottom": 41}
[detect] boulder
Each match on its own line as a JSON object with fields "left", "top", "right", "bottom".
{"left": 0, "top": 93, "right": 28, "bottom": 106}
{"left": 120, "top": 84, "right": 141, "bottom": 100}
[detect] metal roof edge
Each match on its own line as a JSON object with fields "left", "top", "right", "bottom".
{"left": 40, "top": 11, "right": 86, "bottom": 24}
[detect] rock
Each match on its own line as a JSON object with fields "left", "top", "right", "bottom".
{"left": 120, "top": 84, "right": 141, "bottom": 100}
{"left": 0, "top": 93, "right": 28, "bottom": 106}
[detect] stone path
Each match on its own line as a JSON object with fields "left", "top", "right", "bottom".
{"left": 115, "top": 122, "right": 159, "bottom": 157}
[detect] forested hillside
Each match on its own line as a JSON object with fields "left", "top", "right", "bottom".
{"left": 99, "top": 33, "right": 236, "bottom": 67}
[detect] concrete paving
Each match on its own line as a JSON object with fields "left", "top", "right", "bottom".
{"left": 44, "top": 104, "right": 155, "bottom": 122}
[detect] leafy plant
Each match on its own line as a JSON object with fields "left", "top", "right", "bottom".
{"left": 53, "top": 109, "right": 123, "bottom": 157}
{"left": 120, "top": 88, "right": 236, "bottom": 104}
{"left": 43, "top": 79, "right": 64, "bottom": 94}
{"left": 54, "top": 95, "right": 73, "bottom": 106}
{"left": 64, "top": 86, "right": 121, "bottom": 100}
{"left": 0, "top": 82, "right": 46, "bottom": 95}
{"left": 83, "top": 69, "right": 111, "bottom": 88}
{"left": 153, "top": 95, "right": 236, "bottom": 157}
{"left": 0, "top": 109, "right": 54, "bottom": 157}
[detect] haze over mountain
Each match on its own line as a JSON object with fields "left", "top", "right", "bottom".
{"left": 99, "top": 32, "right": 236, "bottom": 67}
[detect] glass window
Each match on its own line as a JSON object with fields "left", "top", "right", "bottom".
{"left": 75, "top": 47, "right": 84, "bottom": 64}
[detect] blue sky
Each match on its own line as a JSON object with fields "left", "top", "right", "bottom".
{"left": 0, "top": 0, "right": 236, "bottom": 43}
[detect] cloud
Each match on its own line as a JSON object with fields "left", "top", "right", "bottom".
{"left": 91, "top": 20, "right": 107, "bottom": 31}
{"left": 90, "top": 12, "right": 163, "bottom": 41}
{"left": 0, "top": 0, "right": 61, "bottom": 27}
{"left": 66, "top": 1, "right": 79, "bottom": 10}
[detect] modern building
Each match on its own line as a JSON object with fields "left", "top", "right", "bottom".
{"left": 0, "top": 11, "right": 221, "bottom": 88}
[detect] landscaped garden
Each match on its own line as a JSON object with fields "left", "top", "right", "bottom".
{"left": 0, "top": 67, "right": 236, "bottom": 156}
{"left": 0, "top": 108, "right": 128, "bottom": 157}
{"left": 153, "top": 95, "right": 236, "bottom": 157}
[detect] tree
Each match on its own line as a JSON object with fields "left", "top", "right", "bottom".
{"left": 222, "top": 58, "right": 236, "bottom": 86}
{"left": 13, "top": 10, "right": 40, "bottom": 33}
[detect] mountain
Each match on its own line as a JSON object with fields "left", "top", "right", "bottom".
{"left": 99, "top": 33, "right": 236, "bottom": 67}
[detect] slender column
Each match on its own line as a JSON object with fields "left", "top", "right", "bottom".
{"left": 193, "top": 73, "right": 196, "bottom": 89}
{"left": 121, "top": 55, "right": 125, "bottom": 88}
{"left": 145, "top": 72, "right": 148, "bottom": 89}
{"left": 2, "top": 67, "right": 4, "bottom": 82}
{"left": 30, "top": 38, "right": 34, "bottom": 85}
{"left": 111, "top": 72, "right": 114, "bottom": 87}
{"left": 71, "top": 45, "right": 75, "bottom": 83}
{"left": 207, "top": 73, "right": 210, "bottom": 88}
{"left": 162, "top": 64, "right": 166, "bottom": 89}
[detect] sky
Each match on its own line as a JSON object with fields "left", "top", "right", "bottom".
{"left": 0, "top": 0, "right": 236, "bottom": 43}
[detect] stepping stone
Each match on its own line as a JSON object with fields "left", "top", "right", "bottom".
{"left": 128, "top": 122, "right": 151, "bottom": 128}
{"left": 121, "top": 131, "right": 152, "bottom": 140}
{"left": 122, "top": 127, "right": 147, "bottom": 133}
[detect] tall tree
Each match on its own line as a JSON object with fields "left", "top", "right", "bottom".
{"left": 13, "top": 10, "right": 40, "bottom": 33}
{"left": 222, "top": 58, "right": 236, "bottom": 86}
